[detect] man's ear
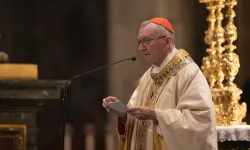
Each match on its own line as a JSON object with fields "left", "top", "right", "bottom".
{"left": 165, "top": 37, "right": 172, "bottom": 48}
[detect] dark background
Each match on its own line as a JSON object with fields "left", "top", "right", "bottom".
{"left": 0, "top": 0, "right": 250, "bottom": 150}
{"left": 0, "top": 0, "right": 107, "bottom": 149}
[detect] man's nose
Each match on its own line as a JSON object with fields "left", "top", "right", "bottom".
{"left": 139, "top": 44, "right": 147, "bottom": 52}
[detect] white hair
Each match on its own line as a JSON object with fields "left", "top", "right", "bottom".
{"left": 140, "top": 21, "right": 175, "bottom": 46}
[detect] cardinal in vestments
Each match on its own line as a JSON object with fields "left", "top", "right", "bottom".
{"left": 103, "top": 17, "right": 218, "bottom": 150}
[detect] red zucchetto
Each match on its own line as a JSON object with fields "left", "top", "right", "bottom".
{"left": 149, "top": 17, "right": 174, "bottom": 34}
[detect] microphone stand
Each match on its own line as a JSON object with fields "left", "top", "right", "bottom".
{"left": 62, "top": 57, "right": 136, "bottom": 150}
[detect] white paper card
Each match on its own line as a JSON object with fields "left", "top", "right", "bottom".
{"left": 107, "top": 101, "right": 128, "bottom": 113}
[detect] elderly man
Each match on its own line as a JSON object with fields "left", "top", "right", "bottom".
{"left": 102, "top": 17, "right": 218, "bottom": 150}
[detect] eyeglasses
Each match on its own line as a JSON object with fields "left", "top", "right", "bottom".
{"left": 136, "top": 36, "right": 166, "bottom": 46}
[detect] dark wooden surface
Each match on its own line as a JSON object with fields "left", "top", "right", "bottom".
{"left": 0, "top": 79, "right": 66, "bottom": 150}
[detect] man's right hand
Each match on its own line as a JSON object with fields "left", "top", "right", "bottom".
{"left": 102, "top": 96, "right": 126, "bottom": 119}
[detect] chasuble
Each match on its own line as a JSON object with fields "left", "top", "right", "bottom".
{"left": 117, "top": 49, "right": 218, "bottom": 150}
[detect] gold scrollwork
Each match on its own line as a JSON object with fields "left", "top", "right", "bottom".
{"left": 199, "top": 0, "right": 246, "bottom": 126}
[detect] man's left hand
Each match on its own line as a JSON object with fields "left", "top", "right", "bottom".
{"left": 126, "top": 106, "right": 156, "bottom": 120}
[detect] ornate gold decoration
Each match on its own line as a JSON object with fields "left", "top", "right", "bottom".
{"left": 150, "top": 49, "right": 193, "bottom": 83}
{"left": 0, "top": 124, "right": 27, "bottom": 150}
{"left": 199, "top": 0, "right": 246, "bottom": 126}
{"left": 200, "top": 0, "right": 217, "bottom": 88}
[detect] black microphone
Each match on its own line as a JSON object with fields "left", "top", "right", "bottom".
{"left": 61, "top": 57, "right": 136, "bottom": 150}
{"left": 64, "top": 56, "right": 136, "bottom": 85}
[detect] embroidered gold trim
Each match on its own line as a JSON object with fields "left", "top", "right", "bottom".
{"left": 135, "top": 49, "right": 193, "bottom": 150}
{"left": 151, "top": 49, "right": 193, "bottom": 83}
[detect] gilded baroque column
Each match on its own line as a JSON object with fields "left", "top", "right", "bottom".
{"left": 221, "top": 0, "right": 246, "bottom": 125}
{"left": 199, "top": 0, "right": 247, "bottom": 126}
{"left": 200, "top": 0, "right": 217, "bottom": 88}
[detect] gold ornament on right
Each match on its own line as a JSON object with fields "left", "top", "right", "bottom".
{"left": 199, "top": 0, "right": 246, "bottom": 126}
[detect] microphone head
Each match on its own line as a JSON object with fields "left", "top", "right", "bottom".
{"left": 131, "top": 57, "right": 136, "bottom": 61}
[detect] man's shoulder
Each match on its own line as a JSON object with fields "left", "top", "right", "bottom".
{"left": 177, "top": 62, "right": 206, "bottom": 81}
{"left": 135, "top": 67, "right": 152, "bottom": 84}
{"left": 183, "top": 62, "right": 200, "bottom": 71}
{"left": 177, "top": 62, "right": 199, "bottom": 76}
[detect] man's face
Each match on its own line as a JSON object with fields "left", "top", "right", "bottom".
{"left": 137, "top": 23, "right": 169, "bottom": 67}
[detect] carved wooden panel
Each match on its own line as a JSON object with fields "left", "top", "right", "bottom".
{"left": 0, "top": 124, "right": 27, "bottom": 150}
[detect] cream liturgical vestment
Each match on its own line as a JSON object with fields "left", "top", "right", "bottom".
{"left": 118, "top": 49, "right": 218, "bottom": 150}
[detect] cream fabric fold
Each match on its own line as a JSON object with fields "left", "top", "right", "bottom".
{"left": 117, "top": 52, "right": 218, "bottom": 150}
